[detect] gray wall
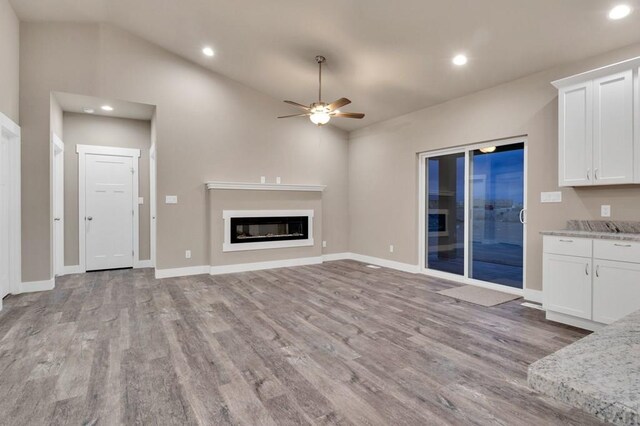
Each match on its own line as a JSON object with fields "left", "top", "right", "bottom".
{"left": 348, "top": 43, "right": 640, "bottom": 292}
{"left": 0, "top": 0, "right": 19, "bottom": 123}
{"left": 62, "top": 112, "right": 152, "bottom": 265}
{"left": 19, "top": 23, "right": 349, "bottom": 281}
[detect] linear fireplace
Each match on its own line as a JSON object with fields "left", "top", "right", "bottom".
{"left": 223, "top": 210, "right": 314, "bottom": 252}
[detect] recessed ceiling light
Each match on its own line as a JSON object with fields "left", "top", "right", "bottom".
{"left": 609, "top": 4, "right": 632, "bottom": 19}
{"left": 202, "top": 46, "right": 215, "bottom": 57}
{"left": 101, "top": 105, "right": 113, "bottom": 112}
{"left": 83, "top": 108, "right": 95, "bottom": 114}
{"left": 452, "top": 54, "right": 468, "bottom": 66}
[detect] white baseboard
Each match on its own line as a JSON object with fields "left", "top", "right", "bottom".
{"left": 155, "top": 265, "right": 209, "bottom": 279}
{"left": 545, "top": 310, "right": 603, "bottom": 332}
{"left": 321, "top": 252, "right": 351, "bottom": 262}
{"left": 524, "top": 289, "right": 543, "bottom": 304}
{"left": 209, "top": 256, "right": 323, "bottom": 275}
{"left": 19, "top": 278, "right": 55, "bottom": 294}
{"left": 348, "top": 253, "right": 420, "bottom": 274}
{"left": 135, "top": 260, "right": 154, "bottom": 269}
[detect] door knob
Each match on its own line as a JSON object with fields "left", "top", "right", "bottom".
{"left": 87, "top": 216, "right": 93, "bottom": 221}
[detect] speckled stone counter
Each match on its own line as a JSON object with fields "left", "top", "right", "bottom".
{"left": 528, "top": 309, "right": 640, "bottom": 425}
{"left": 541, "top": 220, "right": 640, "bottom": 242}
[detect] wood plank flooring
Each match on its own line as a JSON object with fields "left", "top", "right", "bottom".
{"left": 0, "top": 260, "right": 601, "bottom": 425}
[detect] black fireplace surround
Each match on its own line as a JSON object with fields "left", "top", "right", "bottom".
{"left": 231, "top": 216, "right": 309, "bottom": 244}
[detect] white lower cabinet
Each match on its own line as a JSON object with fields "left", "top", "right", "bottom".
{"left": 543, "top": 236, "right": 640, "bottom": 330}
{"left": 593, "top": 260, "right": 640, "bottom": 324}
{"left": 543, "top": 253, "right": 592, "bottom": 319}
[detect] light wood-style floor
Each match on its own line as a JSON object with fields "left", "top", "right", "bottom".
{"left": 0, "top": 260, "right": 600, "bottom": 425}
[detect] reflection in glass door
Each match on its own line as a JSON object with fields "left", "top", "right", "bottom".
{"left": 423, "top": 140, "right": 526, "bottom": 290}
{"left": 426, "top": 153, "right": 465, "bottom": 276}
{"left": 469, "top": 144, "right": 525, "bottom": 288}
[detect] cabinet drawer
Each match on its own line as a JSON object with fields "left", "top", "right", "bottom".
{"left": 543, "top": 236, "right": 592, "bottom": 258}
{"left": 593, "top": 239, "right": 640, "bottom": 263}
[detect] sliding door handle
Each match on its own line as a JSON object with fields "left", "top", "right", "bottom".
{"left": 519, "top": 209, "right": 526, "bottom": 224}
{"left": 585, "top": 263, "right": 589, "bottom": 276}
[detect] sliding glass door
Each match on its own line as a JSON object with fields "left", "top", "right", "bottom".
{"left": 422, "top": 140, "right": 526, "bottom": 290}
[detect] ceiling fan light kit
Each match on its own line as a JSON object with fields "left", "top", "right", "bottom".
{"left": 278, "top": 55, "right": 365, "bottom": 126}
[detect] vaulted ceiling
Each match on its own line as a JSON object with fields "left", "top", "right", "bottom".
{"left": 11, "top": 0, "right": 640, "bottom": 130}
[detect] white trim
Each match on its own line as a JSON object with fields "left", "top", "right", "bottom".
{"left": 552, "top": 55, "right": 640, "bottom": 89}
{"left": 77, "top": 144, "right": 140, "bottom": 272}
{"left": 422, "top": 267, "right": 524, "bottom": 296}
{"left": 545, "top": 310, "right": 603, "bottom": 332}
{"left": 521, "top": 302, "right": 544, "bottom": 311}
{"left": 524, "top": 288, "right": 543, "bottom": 304}
{"left": 51, "top": 133, "right": 65, "bottom": 277}
{"left": 19, "top": 279, "right": 55, "bottom": 294}
{"left": 418, "top": 136, "right": 529, "bottom": 294}
{"left": 206, "top": 181, "right": 326, "bottom": 192}
{"left": 0, "top": 111, "right": 21, "bottom": 296}
{"left": 155, "top": 265, "right": 210, "bottom": 279}
{"left": 209, "top": 256, "right": 323, "bottom": 275}
{"left": 348, "top": 253, "right": 420, "bottom": 274}
{"left": 322, "top": 252, "right": 351, "bottom": 262}
{"left": 76, "top": 144, "right": 141, "bottom": 158}
{"left": 149, "top": 143, "right": 157, "bottom": 267}
{"left": 222, "top": 209, "right": 314, "bottom": 252}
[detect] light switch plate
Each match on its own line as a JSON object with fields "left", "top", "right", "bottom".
{"left": 601, "top": 205, "right": 611, "bottom": 218}
{"left": 541, "top": 191, "right": 562, "bottom": 203}
{"left": 165, "top": 195, "right": 178, "bottom": 204}
{"left": 138, "top": 197, "right": 144, "bottom": 205}
{"left": 322, "top": 240, "right": 327, "bottom": 248}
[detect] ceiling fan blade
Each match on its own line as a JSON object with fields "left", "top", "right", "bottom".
{"left": 327, "top": 97, "right": 351, "bottom": 111}
{"left": 284, "top": 100, "right": 310, "bottom": 110}
{"left": 277, "top": 113, "right": 309, "bottom": 119}
{"left": 332, "top": 112, "right": 365, "bottom": 119}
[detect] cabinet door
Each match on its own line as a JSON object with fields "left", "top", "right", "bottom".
{"left": 543, "top": 253, "right": 592, "bottom": 319}
{"left": 593, "top": 70, "right": 634, "bottom": 185}
{"left": 593, "top": 260, "right": 640, "bottom": 324}
{"left": 559, "top": 82, "right": 593, "bottom": 187}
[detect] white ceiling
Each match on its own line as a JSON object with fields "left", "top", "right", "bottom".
{"left": 54, "top": 92, "right": 155, "bottom": 120}
{"left": 13, "top": 0, "right": 640, "bottom": 131}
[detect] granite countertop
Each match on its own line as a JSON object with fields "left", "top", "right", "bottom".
{"left": 528, "top": 309, "right": 640, "bottom": 425}
{"left": 540, "top": 220, "right": 640, "bottom": 242}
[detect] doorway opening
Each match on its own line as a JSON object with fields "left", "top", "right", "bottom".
{"left": 51, "top": 92, "right": 157, "bottom": 275}
{"left": 418, "top": 137, "right": 527, "bottom": 294}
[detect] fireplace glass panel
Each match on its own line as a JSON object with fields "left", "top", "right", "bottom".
{"left": 231, "top": 216, "right": 309, "bottom": 244}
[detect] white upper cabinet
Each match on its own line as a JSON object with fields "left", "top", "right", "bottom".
{"left": 559, "top": 82, "right": 593, "bottom": 186}
{"left": 553, "top": 58, "right": 639, "bottom": 187}
{"left": 593, "top": 70, "right": 634, "bottom": 184}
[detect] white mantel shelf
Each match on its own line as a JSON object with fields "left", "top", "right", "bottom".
{"left": 206, "top": 181, "right": 326, "bottom": 192}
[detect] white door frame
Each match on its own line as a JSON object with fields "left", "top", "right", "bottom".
{"left": 0, "top": 112, "right": 22, "bottom": 299}
{"left": 77, "top": 144, "right": 141, "bottom": 272}
{"left": 418, "top": 136, "right": 528, "bottom": 296}
{"left": 149, "top": 143, "right": 157, "bottom": 267}
{"left": 51, "top": 133, "right": 64, "bottom": 277}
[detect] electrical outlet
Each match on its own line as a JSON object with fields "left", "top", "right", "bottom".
{"left": 185, "top": 250, "right": 191, "bottom": 259}
{"left": 165, "top": 195, "right": 178, "bottom": 204}
{"left": 601, "top": 205, "right": 611, "bottom": 218}
{"left": 276, "top": 177, "right": 282, "bottom": 184}
{"left": 260, "top": 176, "right": 266, "bottom": 184}
{"left": 322, "top": 240, "right": 327, "bottom": 248}
{"left": 389, "top": 245, "right": 394, "bottom": 253}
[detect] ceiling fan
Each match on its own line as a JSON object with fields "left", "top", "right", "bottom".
{"left": 278, "top": 55, "right": 365, "bottom": 126}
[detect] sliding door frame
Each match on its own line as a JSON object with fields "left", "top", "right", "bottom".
{"left": 418, "top": 136, "right": 528, "bottom": 296}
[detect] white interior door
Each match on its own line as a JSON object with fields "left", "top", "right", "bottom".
{"left": 0, "top": 135, "right": 10, "bottom": 298}
{"left": 52, "top": 135, "right": 64, "bottom": 276}
{"left": 85, "top": 153, "right": 134, "bottom": 271}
